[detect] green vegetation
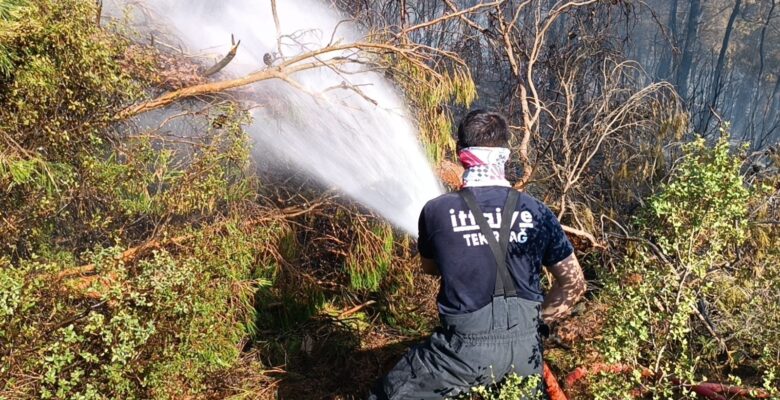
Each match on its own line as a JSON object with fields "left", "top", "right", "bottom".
{"left": 346, "top": 223, "right": 394, "bottom": 291}
{"left": 584, "top": 133, "right": 779, "bottom": 398}
{"left": 391, "top": 58, "right": 476, "bottom": 164}
{"left": 455, "top": 373, "right": 544, "bottom": 400}
{"left": 1, "top": 1, "right": 283, "bottom": 398}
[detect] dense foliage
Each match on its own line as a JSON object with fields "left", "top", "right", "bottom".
{"left": 1, "top": 1, "right": 284, "bottom": 398}
{"left": 582, "top": 134, "right": 779, "bottom": 398}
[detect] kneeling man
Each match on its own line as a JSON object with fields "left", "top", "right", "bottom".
{"left": 369, "top": 110, "right": 586, "bottom": 399}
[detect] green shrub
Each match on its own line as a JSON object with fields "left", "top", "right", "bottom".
{"left": 587, "top": 132, "right": 779, "bottom": 398}
{"left": 1, "top": 221, "right": 281, "bottom": 399}
{"left": 0, "top": 0, "right": 144, "bottom": 255}
{"left": 455, "top": 373, "right": 544, "bottom": 400}
{"left": 346, "top": 222, "right": 394, "bottom": 291}
{"left": 0, "top": 1, "right": 284, "bottom": 398}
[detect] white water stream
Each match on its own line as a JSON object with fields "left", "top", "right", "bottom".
{"left": 107, "top": 0, "right": 444, "bottom": 236}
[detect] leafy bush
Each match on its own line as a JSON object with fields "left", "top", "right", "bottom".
{"left": 346, "top": 222, "right": 394, "bottom": 291}
{"left": 0, "top": 0, "right": 145, "bottom": 255}
{"left": 1, "top": 221, "right": 282, "bottom": 399}
{"left": 0, "top": 1, "right": 284, "bottom": 398}
{"left": 585, "top": 133, "right": 779, "bottom": 398}
{"left": 455, "top": 373, "right": 543, "bottom": 400}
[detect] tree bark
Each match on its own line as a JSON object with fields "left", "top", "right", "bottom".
{"left": 698, "top": 0, "right": 741, "bottom": 134}
{"left": 656, "top": 0, "right": 679, "bottom": 80}
{"left": 400, "top": 0, "right": 407, "bottom": 29}
{"left": 756, "top": 75, "right": 780, "bottom": 148}
{"left": 747, "top": 0, "right": 776, "bottom": 144}
{"left": 203, "top": 40, "right": 240, "bottom": 77}
{"left": 675, "top": 0, "right": 702, "bottom": 100}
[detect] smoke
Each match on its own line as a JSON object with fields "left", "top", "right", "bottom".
{"left": 104, "top": 0, "right": 444, "bottom": 236}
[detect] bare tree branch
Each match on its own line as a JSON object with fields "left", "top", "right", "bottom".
{"left": 203, "top": 37, "right": 240, "bottom": 77}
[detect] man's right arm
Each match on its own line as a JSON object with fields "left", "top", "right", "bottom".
{"left": 417, "top": 203, "right": 438, "bottom": 275}
{"left": 541, "top": 253, "right": 586, "bottom": 324}
{"left": 421, "top": 257, "right": 439, "bottom": 275}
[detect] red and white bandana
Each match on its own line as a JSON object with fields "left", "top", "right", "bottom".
{"left": 458, "top": 146, "right": 511, "bottom": 188}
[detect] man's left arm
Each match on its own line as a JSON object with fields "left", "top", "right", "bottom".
{"left": 541, "top": 253, "right": 586, "bottom": 324}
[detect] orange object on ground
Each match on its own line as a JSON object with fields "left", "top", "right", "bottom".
{"left": 564, "top": 362, "right": 773, "bottom": 399}
{"left": 565, "top": 363, "right": 652, "bottom": 387}
{"left": 543, "top": 362, "right": 568, "bottom": 400}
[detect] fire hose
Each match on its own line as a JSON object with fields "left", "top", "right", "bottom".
{"left": 542, "top": 362, "right": 773, "bottom": 400}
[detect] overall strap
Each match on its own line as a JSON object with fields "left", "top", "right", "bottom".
{"left": 459, "top": 188, "right": 520, "bottom": 297}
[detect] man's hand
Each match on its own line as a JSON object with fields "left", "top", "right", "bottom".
{"left": 421, "top": 257, "right": 439, "bottom": 275}
{"left": 541, "top": 253, "right": 586, "bottom": 324}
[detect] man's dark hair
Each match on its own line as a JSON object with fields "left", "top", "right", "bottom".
{"left": 456, "top": 110, "right": 510, "bottom": 150}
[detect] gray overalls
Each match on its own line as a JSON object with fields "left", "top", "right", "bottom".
{"left": 368, "top": 189, "right": 544, "bottom": 399}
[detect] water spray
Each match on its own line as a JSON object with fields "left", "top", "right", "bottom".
{"left": 106, "top": 0, "right": 444, "bottom": 236}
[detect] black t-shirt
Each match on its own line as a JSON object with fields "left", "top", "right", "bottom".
{"left": 418, "top": 186, "right": 574, "bottom": 314}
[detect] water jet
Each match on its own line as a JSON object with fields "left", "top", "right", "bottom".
{"left": 106, "top": 0, "right": 445, "bottom": 236}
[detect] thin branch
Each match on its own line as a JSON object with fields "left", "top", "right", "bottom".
{"left": 442, "top": 0, "right": 488, "bottom": 32}
{"left": 270, "top": 0, "right": 284, "bottom": 58}
{"left": 338, "top": 300, "right": 376, "bottom": 319}
{"left": 399, "top": 0, "right": 503, "bottom": 36}
{"left": 561, "top": 224, "right": 604, "bottom": 249}
{"left": 203, "top": 38, "right": 240, "bottom": 77}
{"left": 118, "top": 40, "right": 458, "bottom": 119}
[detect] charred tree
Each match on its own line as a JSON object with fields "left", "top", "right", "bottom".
{"left": 747, "top": 0, "right": 776, "bottom": 145}
{"left": 698, "top": 0, "right": 742, "bottom": 134}
{"left": 675, "top": 0, "right": 702, "bottom": 101}
{"left": 656, "top": 0, "right": 679, "bottom": 81}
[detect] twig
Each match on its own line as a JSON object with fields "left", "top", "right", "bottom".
{"left": 270, "top": 0, "right": 283, "bottom": 58}
{"left": 608, "top": 233, "right": 672, "bottom": 266}
{"left": 561, "top": 225, "right": 604, "bottom": 249}
{"left": 399, "top": 0, "right": 503, "bottom": 37}
{"left": 692, "top": 304, "right": 729, "bottom": 357}
{"left": 324, "top": 81, "right": 379, "bottom": 105}
{"left": 442, "top": 0, "right": 489, "bottom": 32}
{"left": 203, "top": 38, "right": 241, "bottom": 77}
{"left": 338, "top": 300, "right": 376, "bottom": 319}
{"left": 96, "top": 0, "right": 102, "bottom": 27}
{"left": 45, "top": 300, "right": 108, "bottom": 334}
